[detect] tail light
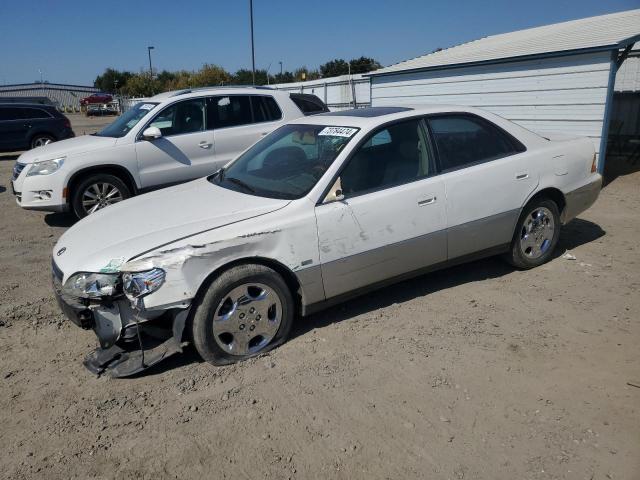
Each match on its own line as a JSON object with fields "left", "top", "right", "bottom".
{"left": 63, "top": 119, "right": 71, "bottom": 129}
{"left": 590, "top": 153, "right": 597, "bottom": 173}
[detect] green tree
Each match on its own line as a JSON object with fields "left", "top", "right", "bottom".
{"left": 155, "top": 70, "right": 178, "bottom": 89}
{"left": 192, "top": 64, "right": 231, "bottom": 87}
{"left": 348, "top": 56, "right": 382, "bottom": 74}
{"left": 121, "top": 72, "right": 159, "bottom": 97}
{"left": 319, "top": 59, "right": 350, "bottom": 77}
{"left": 231, "top": 68, "right": 256, "bottom": 85}
{"left": 273, "top": 71, "right": 295, "bottom": 84}
{"left": 294, "top": 67, "right": 320, "bottom": 82}
{"left": 94, "top": 68, "right": 133, "bottom": 93}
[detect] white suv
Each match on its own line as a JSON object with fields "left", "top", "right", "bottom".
{"left": 11, "top": 88, "right": 328, "bottom": 218}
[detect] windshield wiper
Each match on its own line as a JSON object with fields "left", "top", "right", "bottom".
{"left": 225, "top": 176, "right": 256, "bottom": 194}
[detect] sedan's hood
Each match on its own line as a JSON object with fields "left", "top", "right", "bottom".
{"left": 53, "top": 178, "right": 290, "bottom": 278}
{"left": 18, "top": 135, "right": 117, "bottom": 164}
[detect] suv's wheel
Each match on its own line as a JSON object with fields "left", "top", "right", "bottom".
{"left": 506, "top": 198, "right": 560, "bottom": 269}
{"left": 71, "top": 173, "right": 131, "bottom": 218}
{"left": 30, "top": 134, "right": 55, "bottom": 149}
{"left": 191, "top": 264, "right": 294, "bottom": 366}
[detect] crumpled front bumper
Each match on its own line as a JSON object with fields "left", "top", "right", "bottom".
{"left": 52, "top": 260, "right": 190, "bottom": 377}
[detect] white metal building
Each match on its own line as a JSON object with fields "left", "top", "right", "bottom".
{"left": 366, "top": 9, "right": 640, "bottom": 169}
{"left": 272, "top": 74, "right": 370, "bottom": 110}
{"left": 0, "top": 82, "right": 99, "bottom": 110}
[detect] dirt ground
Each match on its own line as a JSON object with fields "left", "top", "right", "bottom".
{"left": 0, "top": 115, "right": 639, "bottom": 480}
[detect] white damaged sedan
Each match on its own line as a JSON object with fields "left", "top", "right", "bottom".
{"left": 52, "top": 105, "right": 602, "bottom": 376}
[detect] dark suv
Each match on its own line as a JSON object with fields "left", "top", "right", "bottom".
{"left": 0, "top": 104, "right": 75, "bottom": 152}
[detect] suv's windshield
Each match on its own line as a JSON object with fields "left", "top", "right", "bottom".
{"left": 210, "top": 124, "right": 359, "bottom": 200}
{"left": 96, "top": 102, "right": 158, "bottom": 138}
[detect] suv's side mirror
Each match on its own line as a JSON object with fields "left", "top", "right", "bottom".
{"left": 142, "top": 126, "right": 162, "bottom": 140}
{"left": 323, "top": 177, "right": 345, "bottom": 203}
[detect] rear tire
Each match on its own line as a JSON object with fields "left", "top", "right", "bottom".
{"left": 30, "top": 134, "right": 55, "bottom": 149}
{"left": 191, "top": 264, "right": 294, "bottom": 366}
{"left": 71, "top": 173, "right": 131, "bottom": 219}
{"left": 506, "top": 198, "right": 560, "bottom": 269}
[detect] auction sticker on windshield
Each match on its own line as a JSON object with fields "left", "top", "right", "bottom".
{"left": 139, "top": 104, "right": 156, "bottom": 111}
{"left": 318, "top": 126, "right": 358, "bottom": 137}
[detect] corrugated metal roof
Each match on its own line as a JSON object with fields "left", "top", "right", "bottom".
{"left": 370, "top": 9, "right": 640, "bottom": 76}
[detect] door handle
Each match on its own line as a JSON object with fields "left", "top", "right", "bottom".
{"left": 418, "top": 196, "right": 436, "bottom": 206}
{"left": 198, "top": 141, "right": 212, "bottom": 149}
{"left": 516, "top": 173, "right": 529, "bottom": 180}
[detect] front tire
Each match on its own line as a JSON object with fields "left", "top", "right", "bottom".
{"left": 71, "top": 173, "right": 131, "bottom": 218}
{"left": 191, "top": 264, "right": 294, "bottom": 366}
{"left": 506, "top": 198, "right": 560, "bottom": 269}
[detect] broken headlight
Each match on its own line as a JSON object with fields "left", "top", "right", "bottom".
{"left": 122, "top": 268, "right": 165, "bottom": 301}
{"left": 63, "top": 272, "right": 120, "bottom": 299}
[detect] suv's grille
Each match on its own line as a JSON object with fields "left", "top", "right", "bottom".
{"left": 12, "top": 162, "right": 26, "bottom": 181}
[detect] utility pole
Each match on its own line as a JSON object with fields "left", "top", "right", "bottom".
{"left": 147, "top": 46, "right": 155, "bottom": 94}
{"left": 147, "top": 46, "right": 155, "bottom": 79}
{"left": 279, "top": 61, "right": 283, "bottom": 76}
{"left": 249, "top": 0, "right": 256, "bottom": 85}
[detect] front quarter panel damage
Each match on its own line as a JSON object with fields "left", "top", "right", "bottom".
{"left": 121, "top": 203, "right": 323, "bottom": 310}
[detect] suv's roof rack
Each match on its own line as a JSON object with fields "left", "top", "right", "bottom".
{"left": 170, "top": 85, "right": 274, "bottom": 97}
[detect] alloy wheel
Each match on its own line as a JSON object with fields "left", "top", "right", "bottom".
{"left": 519, "top": 206, "right": 555, "bottom": 259}
{"left": 81, "top": 182, "right": 124, "bottom": 215}
{"left": 33, "top": 137, "right": 52, "bottom": 148}
{"left": 212, "top": 283, "right": 283, "bottom": 356}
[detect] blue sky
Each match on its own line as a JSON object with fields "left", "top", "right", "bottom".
{"left": 0, "top": 0, "right": 637, "bottom": 85}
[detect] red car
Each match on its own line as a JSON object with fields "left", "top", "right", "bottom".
{"left": 80, "top": 93, "right": 113, "bottom": 106}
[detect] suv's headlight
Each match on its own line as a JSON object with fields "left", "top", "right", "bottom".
{"left": 122, "top": 269, "right": 165, "bottom": 300}
{"left": 63, "top": 272, "right": 120, "bottom": 299}
{"left": 27, "top": 157, "right": 65, "bottom": 176}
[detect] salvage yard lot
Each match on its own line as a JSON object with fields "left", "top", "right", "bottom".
{"left": 0, "top": 115, "right": 639, "bottom": 479}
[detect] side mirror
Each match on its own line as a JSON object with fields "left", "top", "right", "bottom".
{"left": 142, "top": 126, "right": 162, "bottom": 140}
{"left": 323, "top": 177, "right": 345, "bottom": 203}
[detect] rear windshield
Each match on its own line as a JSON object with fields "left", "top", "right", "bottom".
{"left": 290, "top": 94, "right": 329, "bottom": 115}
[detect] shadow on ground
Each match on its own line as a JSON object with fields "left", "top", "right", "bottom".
{"left": 44, "top": 212, "right": 77, "bottom": 228}
{"left": 603, "top": 153, "right": 640, "bottom": 187}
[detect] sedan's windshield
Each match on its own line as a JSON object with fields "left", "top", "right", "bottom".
{"left": 210, "top": 124, "right": 359, "bottom": 200}
{"left": 96, "top": 102, "right": 158, "bottom": 138}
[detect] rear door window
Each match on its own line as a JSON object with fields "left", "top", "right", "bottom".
{"left": 207, "top": 95, "right": 253, "bottom": 128}
{"left": 21, "top": 108, "right": 52, "bottom": 119}
{"left": 428, "top": 115, "right": 522, "bottom": 172}
{"left": 251, "top": 96, "right": 282, "bottom": 123}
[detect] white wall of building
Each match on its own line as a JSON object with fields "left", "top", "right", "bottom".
{"left": 370, "top": 52, "right": 614, "bottom": 156}
{"left": 272, "top": 74, "right": 370, "bottom": 110}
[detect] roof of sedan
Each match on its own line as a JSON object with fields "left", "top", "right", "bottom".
{"left": 291, "top": 104, "right": 477, "bottom": 127}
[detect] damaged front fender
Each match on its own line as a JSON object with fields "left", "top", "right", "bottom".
{"left": 121, "top": 212, "right": 324, "bottom": 312}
